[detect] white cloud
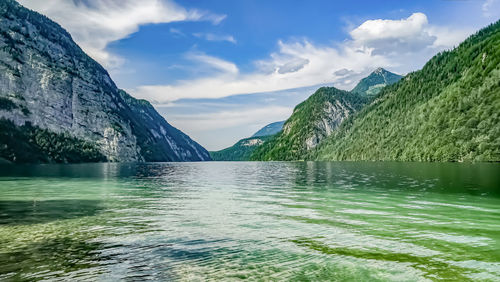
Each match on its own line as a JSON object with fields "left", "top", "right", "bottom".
{"left": 277, "top": 58, "right": 310, "bottom": 74}
{"left": 426, "top": 26, "right": 474, "bottom": 49}
{"left": 193, "top": 32, "right": 237, "bottom": 44}
{"left": 187, "top": 53, "right": 239, "bottom": 74}
{"left": 132, "top": 40, "right": 388, "bottom": 102}
{"left": 351, "top": 13, "right": 428, "bottom": 42}
{"left": 169, "top": 27, "right": 185, "bottom": 37}
{"left": 483, "top": 0, "right": 500, "bottom": 18}
{"left": 350, "top": 12, "right": 436, "bottom": 54}
{"left": 18, "top": 0, "right": 226, "bottom": 68}
{"left": 170, "top": 106, "right": 292, "bottom": 132}
{"left": 166, "top": 106, "right": 293, "bottom": 150}
{"left": 130, "top": 12, "right": 473, "bottom": 103}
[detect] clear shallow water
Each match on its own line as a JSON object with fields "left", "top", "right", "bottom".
{"left": 0, "top": 162, "right": 499, "bottom": 281}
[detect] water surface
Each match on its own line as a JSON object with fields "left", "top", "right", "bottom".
{"left": 0, "top": 162, "right": 499, "bottom": 281}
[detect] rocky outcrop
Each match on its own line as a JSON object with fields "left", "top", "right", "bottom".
{"left": 304, "top": 99, "right": 356, "bottom": 149}
{"left": 251, "top": 87, "right": 367, "bottom": 160}
{"left": 0, "top": 0, "right": 210, "bottom": 162}
{"left": 251, "top": 68, "right": 402, "bottom": 161}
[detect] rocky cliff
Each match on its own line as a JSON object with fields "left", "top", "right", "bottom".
{"left": 250, "top": 68, "right": 402, "bottom": 161}
{"left": 0, "top": 0, "right": 210, "bottom": 162}
{"left": 314, "top": 21, "right": 500, "bottom": 161}
{"left": 251, "top": 87, "right": 368, "bottom": 160}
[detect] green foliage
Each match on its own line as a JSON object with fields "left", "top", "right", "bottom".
{"left": 211, "top": 136, "right": 272, "bottom": 161}
{"left": 0, "top": 96, "right": 29, "bottom": 115}
{"left": 313, "top": 20, "right": 500, "bottom": 162}
{"left": 251, "top": 87, "right": 368, "bottom": 160}
{"left": 111, "top": 122, "right": 125, "bottom": 134}
{"left": 0, "top": 97, "right": 17, "bottom": 110}
{"left": 0, "top": 119, "right": 106, "bottom": 163}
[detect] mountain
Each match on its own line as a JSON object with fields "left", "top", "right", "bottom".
{"left": 210, "top": 135, "right": 273, "bottom": 161}
{"left": 250, "top": 68, "right": 402, "bottom": 161}
{"left": 314, "top": 20, "right": 500, "bottom": 162}
{"left": 251, "top": 87, "right": 368, "bottom": 161}
{"left": 210, "top": 121, "right": 285, "bottom": 161}
{"left": 0, "top": 0, "right": 211, "bottom": 163}
{"left": 351, "top": 68, "right": 402, "bottom": 96}
{"left": 251, "top": 121, "right": 285, "bottom": 137}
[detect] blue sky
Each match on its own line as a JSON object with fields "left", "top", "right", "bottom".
{"left": 19, "top": 0, "right": 500, "bottom": 150}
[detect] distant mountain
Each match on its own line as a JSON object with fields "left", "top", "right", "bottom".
{"left": 314, "top": 20, "right": 500, "bottom": 162}
{"left": 252, "top": 121, "right": 285, "bottom": 137}
{"left": 0, "top": 0, "right": 211, "bottom": 163}
{"left": 351, "top": 68, "right": 402, "bottom": 96}
{"left": 211, "top": 121, "right": 285, "bottom": 161}
{"left": 251, "top": 87, "right": 368, "bottom": 161}
{"left": 210, "top": 135, "right": 273, "bottom": 161}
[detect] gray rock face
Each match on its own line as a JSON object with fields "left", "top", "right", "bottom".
{"left": 0, "top": 0, "right": 210, "bottom": 162}
{"left": 304, "top": 99, "right": 356, "bottom": 150}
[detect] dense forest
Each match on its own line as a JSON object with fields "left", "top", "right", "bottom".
{"left": 0, "top": 119, "right": 106, "bottom": 163}
{"left": 313, "top": 20, "right": 500, "bottom": 162}
{"left": 210, "top": 136, "right": 273, "bottom": 161}
{"left": 251, "top": 87, "right": 368, "bottom": 161}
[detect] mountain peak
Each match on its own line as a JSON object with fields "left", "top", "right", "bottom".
{"left": 251, "top": 121, "right": 285, "bottom": 137}
{"left": 351, "top": 68, "right": 402, "bottom": 96}
{"left": 0, "top": 0, "right": 211, "bottom": 162}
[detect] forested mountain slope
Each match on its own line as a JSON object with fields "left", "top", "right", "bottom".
{"left": 0, "top": 0, "right": 210, "bottom": 163}
{"left": 210, "top": 135, "right": 273, "bottom": 161}
{"left": 250, "top": 68, "right": 402, "bottom": 161}
{"left": 211, "top": 121, "right": 284, "bottom": 161}
{"left": 352, "top": 68, "right": 402, "bottom": 96}
{"left": 251, "top": 87, "right": 368, "bottom": 161}
{"left": 314, "top": 21, "right": 500, "bottom": 162}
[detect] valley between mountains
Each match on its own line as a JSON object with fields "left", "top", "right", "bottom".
{"left": 1, "top": 0, "right": 498, "bottom": 163}
{"left": 213, "top": 22, "right": 500, "bottom": 162}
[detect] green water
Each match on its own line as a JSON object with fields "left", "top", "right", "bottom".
{"left": 0, "top": 162, "right": 499, "bottom": 281}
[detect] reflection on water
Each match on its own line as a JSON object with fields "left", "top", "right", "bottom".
{"left": 0, "top": 162, "right": 499, "bottom": 281}
{"left": 0, "top": 200, "right": 103, "bottom": 225}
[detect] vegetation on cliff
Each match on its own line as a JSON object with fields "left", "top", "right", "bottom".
{"left": 314, "top": 21, "right": 500, "bottom": 162}
{"left": 0, "top": 119, "right": 106, "bottom": 163}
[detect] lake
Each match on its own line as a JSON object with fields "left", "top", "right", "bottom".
{"left": 0, "top": 162, "right": 499, "bottom": 281}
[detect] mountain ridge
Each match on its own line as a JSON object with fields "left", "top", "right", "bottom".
{"left": 210, "top": 135, "right": 273, "bottom": 161}
{"left": 251, "top": 121, "right": 285, "bottom": 137}
{"left": 250, "top": 68, "right": 402, "bottom": 161}
{"left": 351, "top": 68, "right": 403, "bottom": 96}
{"left": 313, "top": 20, "right": 500, "bottom": 161}
{"left": 210, "top": 121, "right": 284, "bottom": 161}
{"left": 0, "top": 0, "right": 211, "bottom": 163}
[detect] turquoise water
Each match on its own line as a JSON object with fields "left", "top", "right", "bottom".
{"left": 0, "top": 162, "right": 499, "bottom": 281}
